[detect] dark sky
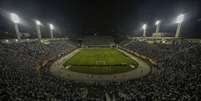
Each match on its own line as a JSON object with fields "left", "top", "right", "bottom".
{"left": 0, "top": 0, "right": 201, "bottom": 38}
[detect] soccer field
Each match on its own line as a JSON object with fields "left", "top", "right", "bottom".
{"left": 63, "top": 48, "right": 138, "bottom": 74}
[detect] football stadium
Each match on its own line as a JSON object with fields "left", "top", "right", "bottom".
{"left": 0, "top": 0, "right": 201, "bottom": 101}
{"left": 50, "top": 47, "right": 151, "bottom": 81}
{"left": 62, "top": 48, "right": 138, "bottom": 74}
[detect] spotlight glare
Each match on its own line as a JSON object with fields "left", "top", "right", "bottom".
{"left": 142, "top": 24, "right": 147, "bottom": 30}
{"left": 176, "top": 14, "right": 184, "bottom": 24}
{"left": 155, "top": 20, "right": 161, "bottom": 25}
{"left": 10, "top": 13, "right": 20, "bottom": 24}
{"left": 35, "top": 20, "right": 41, "bottom": 25}
{"left": 49, "top": 24, "right": 54, "bottom": 30}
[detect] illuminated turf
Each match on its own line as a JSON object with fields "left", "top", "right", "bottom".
{"left": 63, "top": 48, "right": 138, "bottom": 74}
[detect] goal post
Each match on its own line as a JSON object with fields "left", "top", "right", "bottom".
{"left": 96, "top": 61, "right": 106, "bottom": 65}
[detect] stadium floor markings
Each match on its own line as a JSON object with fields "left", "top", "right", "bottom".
{"left": 50, "top": 48, "right": 151, "bottom": 82}
{"left": 65, "top": 65, "right": 71, "bottom": 69}
{"left": 129, "top": 65, "right": 136, "bottom": 69}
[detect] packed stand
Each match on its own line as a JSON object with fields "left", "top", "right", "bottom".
{"left": 0, "top": 39, "right": 201, "bottom": 100}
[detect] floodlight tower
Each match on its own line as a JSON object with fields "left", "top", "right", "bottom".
{"left": 10, "top": 13, "right": 21, "bottom": 40}
{"left": 49, "top": 24, "right": 54, "bottom": 39}
{"left": 155, "top": 20, "right": 161, "bottom": 34}
{"left": 175, "top": 14, "right": 184, "bottom": 38}
{"left": 142, "top": 24, "right": 147, "bottom": 37}
{"left": 35, "top": 20, "right": 42, "bottom": 39}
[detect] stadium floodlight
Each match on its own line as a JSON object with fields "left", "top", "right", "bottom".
{"left": 10, "top": 13, "right": 21, "bottom": 40}
{"left": 35, "top": 20, "right": 42, "bottom": 39}
{"left": 35, "top": 20, "right": 41, "bottom": 26}
{"left": 49, "top": 24, "right": 54, "bottom": 30}
{"left": 176, "top": 14, "right": 184, "bottom": 24}
{"left": 49, "top": 24, "right": 54, "bottom": 39}
{"left": 175, "top": 14, "right": 185, "bottom": 38}
{"left": 155, "top": 20, "right": 160, "bottom": 25}
{"left": 10, "top": 13, "right": 20, "bottom": 24}
{"left": 142, "top": 24, "right": 147, "bottom": 37}
{"left": 155, "top": 20, "right": 161, "bottom": 34}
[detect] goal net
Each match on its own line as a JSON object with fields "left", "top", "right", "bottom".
{"left": 96, "top": 61, "right": 106, "bottom": 65}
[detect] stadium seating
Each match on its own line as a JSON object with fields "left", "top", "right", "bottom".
{"left": 0, "top": 39, "right": 201, "bottom": 100}
{"left": 82, "top": 36, "right": 115, "bottom": 47}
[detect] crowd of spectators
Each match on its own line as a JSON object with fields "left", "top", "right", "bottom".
{"left": 0, "top": 39, "right": 201, "bottom": 100}
{"left": 122, "top": 40, "right": 201, "bottom": 100}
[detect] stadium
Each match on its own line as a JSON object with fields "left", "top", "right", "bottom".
{"left": 0, "top": 0, "right": 201, "bottom": 101}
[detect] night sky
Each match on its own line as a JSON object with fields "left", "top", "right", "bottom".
{"left": 0, "top": 0, "right": 201, "bottom": 38}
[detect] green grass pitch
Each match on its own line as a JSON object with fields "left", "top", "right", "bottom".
{"left": 63, "top": 48, "right": 138, "bottom": 74}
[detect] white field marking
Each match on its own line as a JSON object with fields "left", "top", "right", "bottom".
{"left": 65, "top": 65, "right": 71, "bottom": 69}
{"left": 51, "top": 48, "right": 81, "bottom": 69}
{"left": 129, "top": 65, "right": 136, "bottom": 69}
{"left": 50, "top": 48, "right": 151, "bottom": 81}
{"left": 117, "top": 49, "right": 137, "bottom": 63}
